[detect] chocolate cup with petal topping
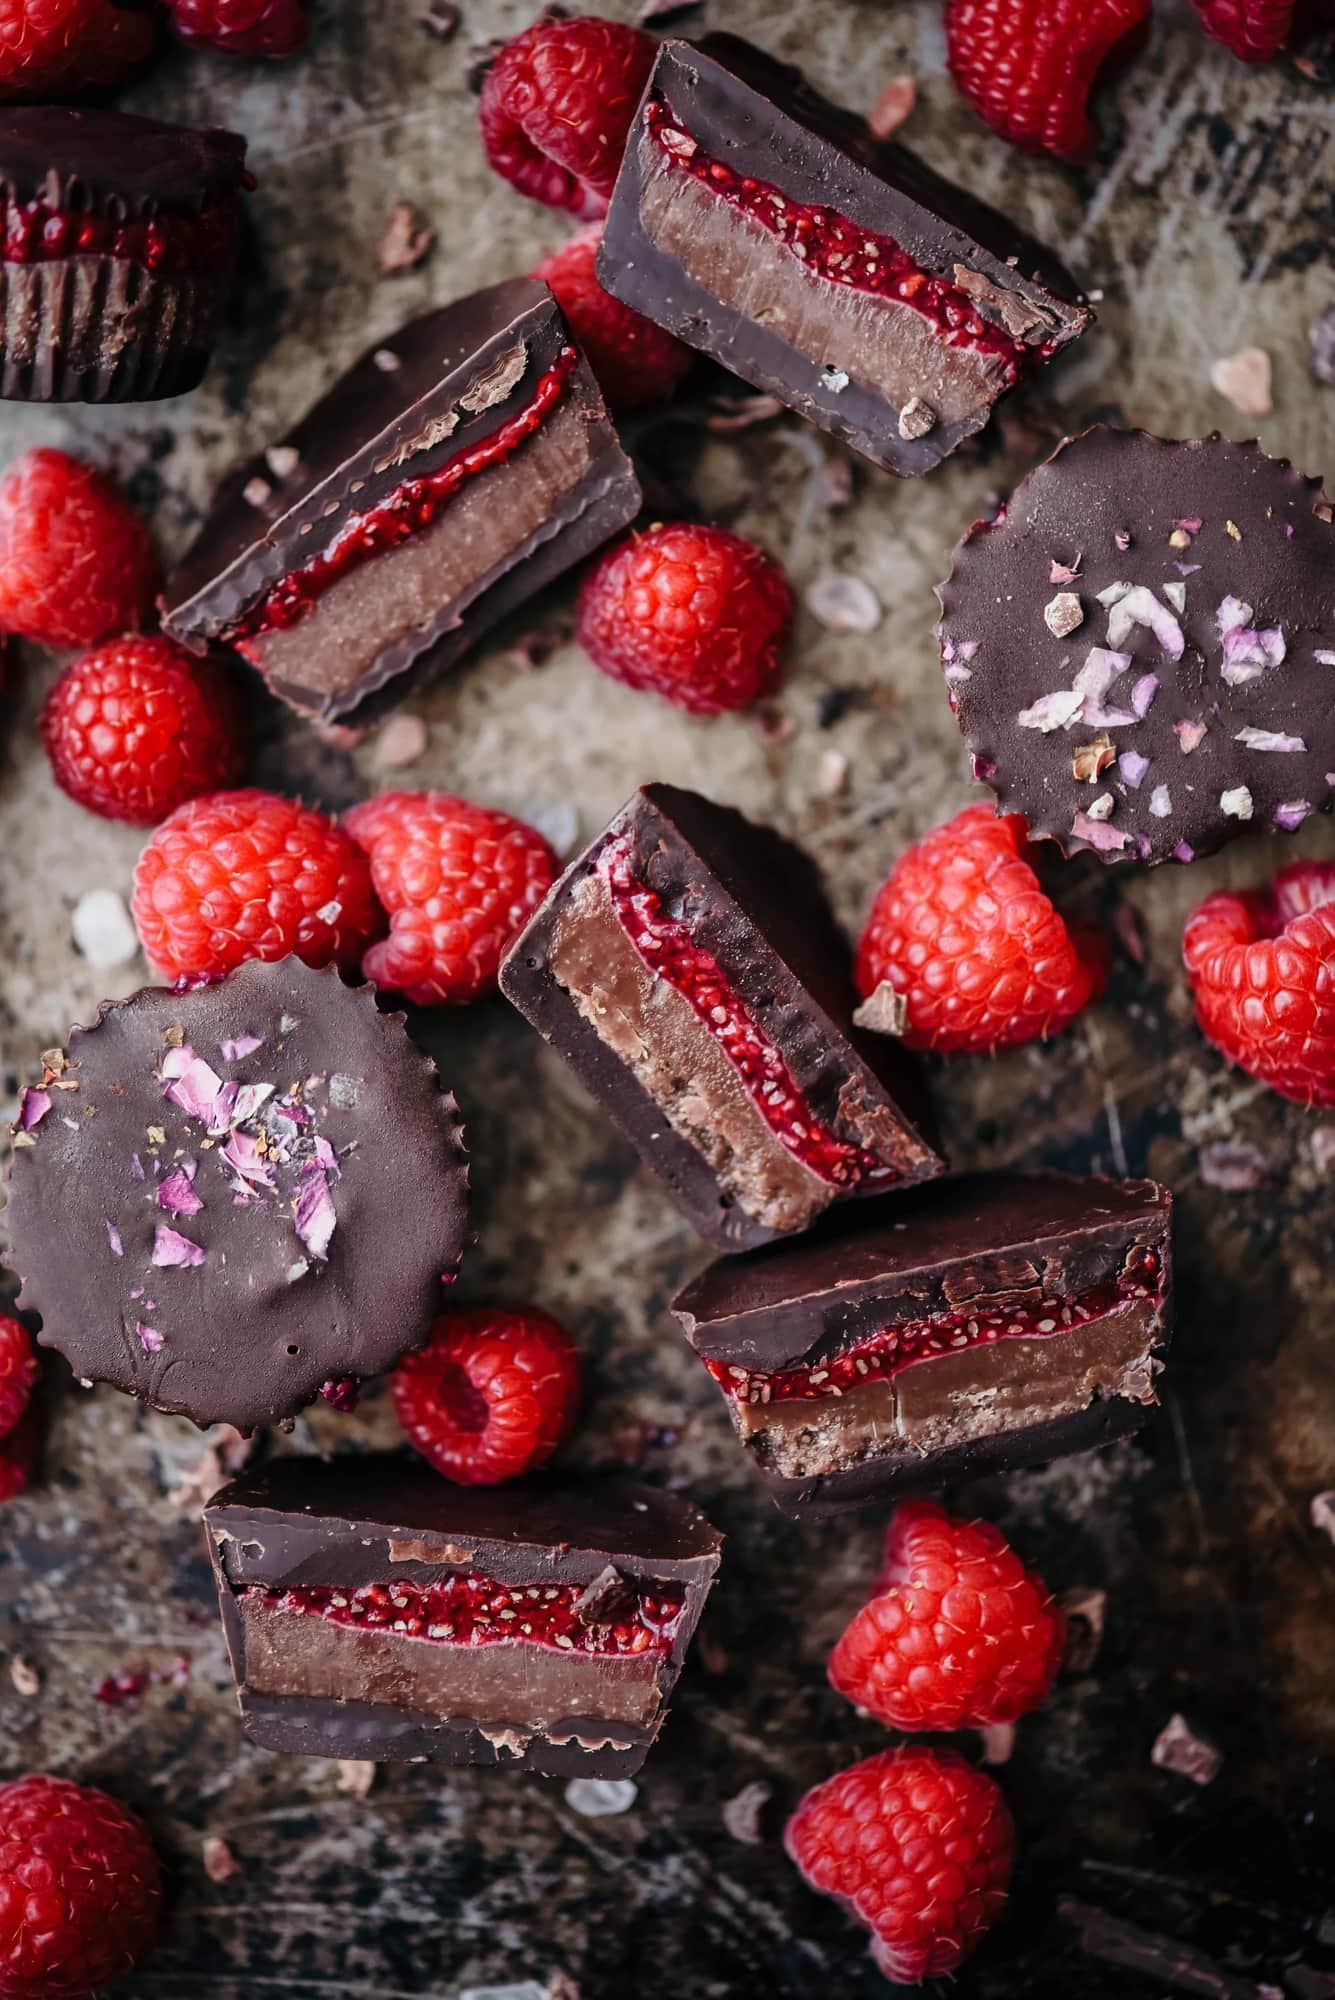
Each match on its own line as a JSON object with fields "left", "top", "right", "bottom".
{"left": 0, "top": 106, "right": 249, "bottom": 403}
{"left": 937, "top": 427, "right": 1335, "bottom": 865}
{"left": 5, "top": 958, "right": 469, "bottom": 1430}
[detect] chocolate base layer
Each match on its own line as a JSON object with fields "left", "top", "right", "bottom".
{"left": 938, "top": 427, "right": 1335, "bottom": 863}
{"left": 162, "top": 278, "right": 641, "bottom": 726}
{"left": 0, "top": 257, "right": 224, "bottom": 402}
{"left": 673, "top": 1170, "right": 1172, "bottom": 1513}
{"left": 4, "top": 960, "right": 469, "bottom": 1431}
{"left": 599, "top": 35, "right": 1090, "bottom": 475}
{"left": 500, "top": 783, "right": 942, "bottom": 1250}
{"left": 0, "top": 107, "right": 247, "bottom": 404}
{"left": 205, "top": 1457, "right": 722, "bottom": 1774}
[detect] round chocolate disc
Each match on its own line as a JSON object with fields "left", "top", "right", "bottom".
{"left": 5, "top": 958, "right": 469, "bottom": 1431}
{"left": 937, "top": 427, "right": 1335, "bottom": 864}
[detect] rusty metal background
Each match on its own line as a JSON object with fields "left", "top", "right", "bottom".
{"left": 0, "top": 2, "right": 1333, "bottom": 1994}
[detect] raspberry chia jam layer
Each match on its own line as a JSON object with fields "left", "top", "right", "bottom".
{"left": 3, "top": 198, "right": 239, "bottom": 275}
{"left": 243, "top": 1574, "right": 686, "bottom": 1656}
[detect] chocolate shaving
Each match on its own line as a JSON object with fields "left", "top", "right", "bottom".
{"left": 202, "top": 1835, "right": 241, "bottom": 1883}
{"left": 572, "top": 1564, "right": 626, "bottom": 1622}
{"left": 702, "top": 390, "right": 784, "bottom": 432}
{"left": 1151, "top": 1712, "right": 1222, "bottom": 1786}
{"left": 9, "top": 1655, "right": 41, "bottom": 1696}
{"left": 636, "top": 0, "right": 702, "bottom": 20}
{"left": 721, "top": 1780, "right": 771, "bottom": 1844}
{"left": 1058, "top": 1586, "right": 1106, "bottom": 1671}
{"left": 420, "top": 0, "right": 460, "bottom": 36}
{"left": 1210, "top": 347, "right": 1272, "bottom": 417}
{"left": 869, "top": 75, "right": 916, "bottom": 139}
{"left": 335, "top": 1759, "right": 376, "bottom": 1797}
{"left": 852, "top": 980, "right": 908, "bottom": 1038}
{"left": 1308, "top": 303, "right": 1335, "bottom": 386}
{"left": 376, "top": 202, "right": 436, "bottom": 276}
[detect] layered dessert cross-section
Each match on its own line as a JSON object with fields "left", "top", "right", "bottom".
{"left": 672, "top": 1171, "right": 1172, "bottom": 1512}
{"left": 162, "top": 277, "right": 642, "bottom": 726}
{"left": 499, "top": 784, "right": 943, "bottom": 1250}
{"left": 598, "top": 36, "right": 1092, "bottom": 475}
{"left": 205, "top": 1455, "right": 722, "bottom": 1775}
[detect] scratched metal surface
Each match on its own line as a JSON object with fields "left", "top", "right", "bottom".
{"left": 0, "top": 2, "right": 1333, "bottom": 1995}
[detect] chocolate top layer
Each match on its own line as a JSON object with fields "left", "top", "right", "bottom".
{"left": 938, "top": 428, "right": 1335, "bottom": 864}
{"left": 206, "top": 1455, "right": 724, "bottom": 1589}
{"left": 673, "top": 1170, "right": 1171, "bottom": 1367}
{"left": 161, "top": 278, "right": 572, "bottom": 642}
{"left": 5, "top": 960, "right": 469, "bottom": 1431}
{"left": 0, "top": 107, "right": 249, "bottom": 217}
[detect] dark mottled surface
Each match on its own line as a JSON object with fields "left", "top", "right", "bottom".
{"left": 0, "top": 2, "right": 1333, "bottom": 1996}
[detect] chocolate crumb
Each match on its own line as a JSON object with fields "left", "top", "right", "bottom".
{"left": 869, "top": 75, "right": 916, "bottom": 139}
{"left": 721, "top": 1780, "right": 772, "bottom": 1844}
{"left": 1059, "top": 1587, "right": 1106, "bottom": 1671}
{"left": 818, "top": 748, "right": 849, "bottom": 796}
{"left": 1225, "top": 518, "right": 1243, "bottom": 540}
{"left": 805, "top": 571, "right": 881, "bottom": 633}
{"left": 371, "top": 714, "right": 429, "bottom": 770}
{"left": 1199, "top": 1142, "right": 1270, "bottom": 1190}
{"left": 242, "top": 476, "right": 271, "bottom": 509}
{"left": 376, "top": 202, "right": 436, "bottom": 276}
{"left": 265, "top": 444, "right": 299, "bottom": 482}
{"left": 816, "top": 686, "right": 864, "bottom": 728}
{"left": 564, "top": 1777, "right": 637, "bottom": 1817}
{"left": 202, "top": 1834, "right": 241, "bottom": 1883}
{"left": 9, "top": 1655, "right": 41, "bottom": 1696}
{"left": 702, "top": 389, "right": 783, "bottom": 432}
{"left": 853, "top": 980, "right": 908, "bottom": 1038}
{"left": 978, "top": 1720, "right": 1015, "bottom": 1764}
{"left": 1309, "top": 304, "right": 1335, "bottom": 386}
{"left": 420, "top": 0, "right": 460, "bottom": 35}
{"left": 572, "top": 1564, "right": 624, "bottom": 1622}
{"left": 636, "top": 0, "right": 702, "bottom": 19}
{"left": 1151, "top": 1712, "right": 1221, "bottom": 1786}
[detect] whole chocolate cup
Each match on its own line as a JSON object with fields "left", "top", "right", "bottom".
{"left": 5, "top": 959, "right": 470, "bottom": 1429}
{"left": 0, "top": 107, "right": 248, "bottom": 403}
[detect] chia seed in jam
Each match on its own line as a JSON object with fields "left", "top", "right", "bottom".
{"left": 598, "top": 829, "right": 896, "bottom": 1192}
{"left": 227, "top": 344, "right": 579, "bottom": 648}
{"left": 644, "top": 103, "right": 1051, "bottom": 384}
{"left": 245, "top": 1573, "right": 686, "bottom": 1656}
{"left": 708, "top": 1248, "right": 1163, "bottom": 1405}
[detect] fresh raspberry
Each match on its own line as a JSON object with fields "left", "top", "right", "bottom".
{"left": 1183, "top": 860, "right": 1335, "bottom": 1109}
{"left": 343, "top": 791, "right": 558, "bottom": 1007}
{"left": 0, "top": 1319, "right": 36, "bottom": 1444}
{"left": 1187, "top": 0, "right": 1323, "bottom": 58}
{"left": 577, "top": 523, "right": 795, "bottom": 716}
{"left": 0, "top": 1409, "right": 35, "bottom": 1504}
{"left": 0, "top": 1774, "right": 161, "bottom": 1998}
{"left": 829, "top": 1500, "right": 1064, "bottom": 1733}
{"left": 785, "top": 1747, "right": 1014, "bottom": 1984}
{"left": 40, "top": 637, "right": 246, "bottom": 827}
{"left": 856, "top": 803, "right": 1109, "bottom": 1054}
{"left": 0, "top": 450, "right": 160, "bottom": 651}
{"left": 132, "top": 788, "right": 382, "bottom": 984}
{"left": 479, "top": 13, "right": 654, "bottom": 219}
{"left": 391, "top": 1305, "right": 582, "bottom": 1485}
{"left": 0, "top": 0, "right": 156, "bottom": 99}
{"left": 167, "top": 0, "right": 308, "bottom": 55}
{"left": 945, "top": 0, "right": 1150, "bottom": 161}
{"left": 532, "top": 225, "right": 693, "bottom": 412}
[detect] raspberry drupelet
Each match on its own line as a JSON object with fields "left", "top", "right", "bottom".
{"left": 0, "top": 449, "right": 160, "bottom": 650}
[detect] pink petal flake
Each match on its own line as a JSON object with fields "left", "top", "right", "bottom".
{"left": 1149, "top": 786, "right": 1173, "bottom": 818}
{"left": 157, "top": 1164, "right": 203, "bottom": 1216}
{"left": 294, "top": 1167, "right": 337, "bottom": 1262}
{"left": 222, "top": 1129, "right": 276, "bottom": 1189}
{"left": 1173, "top": 840, "right": 1195, "bottom": 862}
{"left": 1235, "top": 726, "right": 1306, "bottom": 752}
{"left": 1071, "top": 812, "right": 1129, "bottom": 852}
{"left": 1174, "top": 518, "right": 1202, "bottom": 537}
{"left": 1174, "top": 719, "right": 1208, "bottom": 754}
{"left": 137, "top": 1322, "right": 164, "bottom": 1352}
{"left": 153, "top": 1225, "right": 205, "bottom": 1269}
{"left": 162, "top": 1047, "right": 229, "bottom": 1128}
{"left": 19, "top": 1087, "right": 51, "bottom": 1131}
{"left": 1017, "top": 687, "right": 1083, "bottom": 732}
{"left": 1216, "top": 597, "right": 1285, "bottom": 685}
{"left": 1119, "top": 750, "right": 1150, "bottom": 789}
{"left": 1131, "top": 673, "right": 1160, "bottom": 718}
{"left": 105, "top": 1220, "right": 123, "bottom": 1258}
{"left": 1049, "top": 557, "right": 1082, "bottom": 584}
{"left": 1098, "top": 583, "right": 1185, "bottom": 659}
{"left": 313, "top": 1136, "right": 341, "bottom": 1179}
{"left": 1072, "top": 648, "right": 1136, "bottom": 727}
{"left": 219, "top": 1034, "right": 264, "bottom": 1063}
{"left": 1274, "top": 800, "right": 1313, "bottom": 831}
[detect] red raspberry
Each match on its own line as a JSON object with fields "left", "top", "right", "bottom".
{"left": 0, "top": 1318, "right": 36, "bottom": 1444}
{"left": 577, "top": 523, "right": 794, "bottom": 716}
{"left": 945, "top": 0, "right": 1150, "bottom": 161}
{"left": 0, "top": 450, "right": 160, "bottom": 651}
{"left": 167, "top": 0, "right": 308, "bottom": 55}
{"left": 391, "top": 1305, "right": 582, "bottom": 1485}
{"left": 532, "top": 225, "right": 693, "bottom": 412}
{"left": 785, "top": 1747, "right": 1014, "bottom": 1984}
{"left": 40, "top": 637, "right": 246, "bottom": 827}
{"left": 0, "top": 0, "right": 156, "bottom": 98}
{"left": 132, "top": 788, "right": 382, "bottom": 984}
{"left": 1183, "top": 860, "right": 1335, "bottom": 1109}
{"left": 479, "top": 13, "right": 654, "bottom": 219}
{"left": 343, "top": 791, "right": 558, "bottom": 1007}
{"left": 0, "top": 1409, "right": 35, "bottom": 1504}
{"left": 856, "top": 803, "right": 1109, "bottom": 1054}
{"left": 1188, "top": 0, "right": 1312, "bottom": 58}
{"left": 0, "top": 1774, "right": 161, "bottom": 1998}
{"left": 829, "top": 1500, "right": 1064, "bottom": 1733}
